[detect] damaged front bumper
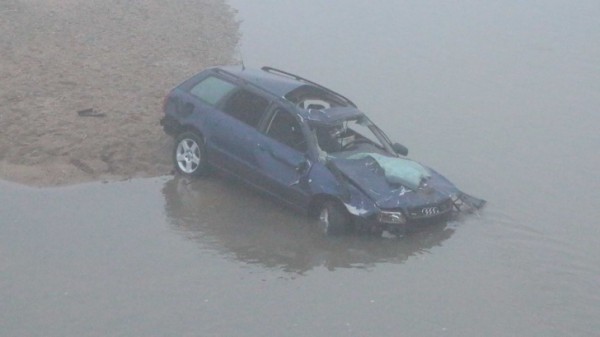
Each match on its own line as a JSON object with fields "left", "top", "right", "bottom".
{"left": 451, "top": 192, "right": 486, "bottom": 212}
{"left": 352, "top": 192, "right": 486, "bottom": 235}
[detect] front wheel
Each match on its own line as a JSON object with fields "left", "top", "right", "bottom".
{"left": 318, "top": 200, "right": 351, "bottom": 236}
{"left": 173, "top": 132, "right": 208, "bottom": 177}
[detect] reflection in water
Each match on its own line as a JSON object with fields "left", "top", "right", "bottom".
{"left": 161, "top": 175, "right": 455, "bottom": 273}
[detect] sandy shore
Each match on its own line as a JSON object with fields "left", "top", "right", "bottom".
{"left": 0, "top": 0, "right": 239, "bottom": 186}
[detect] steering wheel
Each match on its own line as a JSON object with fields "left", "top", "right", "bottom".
{"left": 341, "top": 138, "right": 372, "bottom": 150}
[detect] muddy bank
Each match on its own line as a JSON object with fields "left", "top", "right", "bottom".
{"left": 0, "top": 0, "right": 239, "bottom": 186}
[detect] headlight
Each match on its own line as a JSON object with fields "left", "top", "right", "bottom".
{"left": 377, "top": 211, "right": 406, "bottom": 224}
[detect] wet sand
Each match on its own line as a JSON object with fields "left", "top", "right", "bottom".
{"left": 0, "top": 0, "right": 239, "bottom": 186}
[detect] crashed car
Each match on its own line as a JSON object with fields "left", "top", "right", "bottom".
{"left": 160, "top": 66, "right": 485, "bottom": 236}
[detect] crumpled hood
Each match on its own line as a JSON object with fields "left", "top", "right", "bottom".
{"left": 331, "top": 155, "right": 460, "bottom": 209}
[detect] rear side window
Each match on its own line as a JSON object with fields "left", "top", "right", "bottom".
{"left": 222, "top": 89, "right": 269, "bottom": 128}
{"left": 189, "top": 76, "right": 236, "bottom": 106}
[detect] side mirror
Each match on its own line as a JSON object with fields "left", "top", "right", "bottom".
{"left": 392, "top": 143, "right": 409, "bottom": 156}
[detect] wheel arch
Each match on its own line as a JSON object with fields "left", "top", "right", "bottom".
{"left": 178, "top": 124, "right": 205, "bottom": 141}
{"left": 307, "top": 194, "right": 347, "bottom": 218}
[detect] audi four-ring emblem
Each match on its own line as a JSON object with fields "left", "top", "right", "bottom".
{"left": 421, "top": 207, "right": 440, "bottom": 216}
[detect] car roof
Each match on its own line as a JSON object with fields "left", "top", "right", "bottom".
{"left": 212, "top": 65, "right": 356, "bottom": 104}
{"left": 208, "top": 66, "right": 362, "bottom": 125}
{"left": 213, "top": 65, "right": 307, "bottom": 98}
{"left": 304, "top": 107, "right": 365, "bottom": 126}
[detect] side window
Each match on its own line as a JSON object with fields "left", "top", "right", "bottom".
{"left": 221, "top": 89, "right": 269, "bottom": 128}
{"left": 189, "top": 76, "right": 236, "bottom": 106}
{"left": 266, "top": 108, "right": 307, "bottom": 152}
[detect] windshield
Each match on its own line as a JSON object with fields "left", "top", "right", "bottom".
{"left": 310, "top": 116, "right": 393, "bottom": 159}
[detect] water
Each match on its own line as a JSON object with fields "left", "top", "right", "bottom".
{"left": 2, "top": 1, "right": 600, "bottom": 336}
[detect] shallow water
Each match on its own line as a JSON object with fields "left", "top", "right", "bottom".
{"left": 2, "top": 1, "right": 600, "bottom": 336}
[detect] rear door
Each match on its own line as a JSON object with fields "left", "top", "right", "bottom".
{"left": 209, "top": 87, "right": 270, "bottom": 180}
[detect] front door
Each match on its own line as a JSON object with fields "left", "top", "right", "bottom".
{"left": 255, "top": 106, "right": 311, "bottom": 208}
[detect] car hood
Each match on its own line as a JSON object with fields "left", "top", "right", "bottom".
{"left": 330, "top": 156, "right": 460, "bottom": 209}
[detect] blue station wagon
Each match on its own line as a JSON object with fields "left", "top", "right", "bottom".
{"left": 160, "top": 66, "right": 485, "bottom": 236}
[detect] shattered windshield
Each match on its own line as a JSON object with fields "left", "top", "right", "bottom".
{"left": 310, "top": 116, "right": 391, "bottom": 159}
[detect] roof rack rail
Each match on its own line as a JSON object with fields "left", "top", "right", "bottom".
{"left": 213, "top": 67, "right": 243, "bottom": 83}
{"left": 213, "top": 67, "right": 281, "bottom": 98}
{"left": 261, "top": 66, "right": 357, "bottom": 108}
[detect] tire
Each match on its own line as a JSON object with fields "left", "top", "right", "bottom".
{"left": 318, "top": 200, "right": 350, "bottom": 236}
{"left": 173, "top": 132, "right": 208, "bottom": 177}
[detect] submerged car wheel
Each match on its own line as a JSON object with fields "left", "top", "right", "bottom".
{"left": 318, "top": 200, "right": 350, "bottom": 236}
{"left": 173, "top": 132, "right": 208, "bottom": 177}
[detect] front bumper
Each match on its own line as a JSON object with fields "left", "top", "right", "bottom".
{"left": 354, "top": 198, "right": 458, "bottom": 235}
{"left": 373, "top": 193, "right": 485, "bottom": 234}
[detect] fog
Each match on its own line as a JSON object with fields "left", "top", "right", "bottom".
{"left": 2, "top": 1, "right": 599, "bottom": 336}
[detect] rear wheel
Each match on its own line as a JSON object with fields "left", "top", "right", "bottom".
{"left": 318, "top": 200, "right": 350, "bottom": 236}
{"left": 173, "top": 132, "right": 208, "bottom": 177}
